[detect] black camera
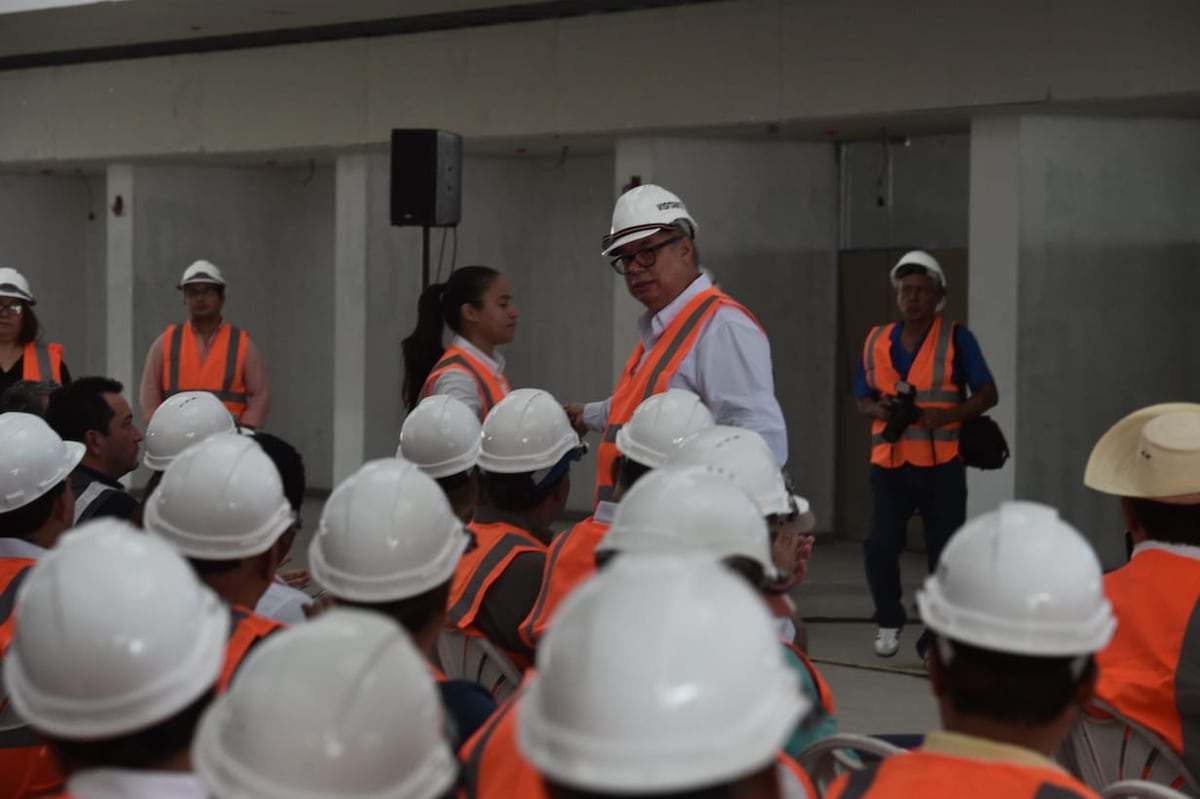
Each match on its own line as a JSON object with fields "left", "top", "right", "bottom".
{"left": 881, "top": 381, "right": 920, "bottom": 443}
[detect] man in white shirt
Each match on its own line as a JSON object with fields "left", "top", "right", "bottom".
{"left": 566, "top": 184, "right": 787, "bottom": 506}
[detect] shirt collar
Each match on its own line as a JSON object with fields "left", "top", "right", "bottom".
{"left": 593, "top": 501, "right": 618, "bottom": 526}
{"left": 0, "top": 537, "right": 47, "bottom": 561}
{"left": 1132, "top": 540, "right": 1200, "bottom": 562}
{"left": 69, "top": 769, "right": 207, "bottom": 799}
{"left": 921, "top": 730, "right": 1064, "bottom": 772}
{"left": 453, "top": 335, "right": 505, "bottom": 375}
{"left": 638, "top": 273, "right": 712, "bottom": 348}
{"left": 75, "top": 463, "right": 124, "bottom": 489}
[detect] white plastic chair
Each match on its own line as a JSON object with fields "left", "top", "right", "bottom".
{"left": 1057, "top": 700, "right": 1198, "bottom": 797}
{"left": 1102, "top": 780, "right": 1194, "bottom": 799}
{"left": 434, "top": 628, "right": 523, "bottom": 702}
{"left": 796, "top": 733, "right": 906, "bottom": 796}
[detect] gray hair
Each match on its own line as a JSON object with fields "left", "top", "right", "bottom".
{"left": 0, "top": 380, "right": 58, "bottom": 416}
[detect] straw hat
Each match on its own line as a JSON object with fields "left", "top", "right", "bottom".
{"left": 1084, "top": 403, "right": 1200, "bottom": 504}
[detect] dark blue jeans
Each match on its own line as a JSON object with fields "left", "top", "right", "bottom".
{"left": 865, "top": 460, "right": 967, "bottom": 629}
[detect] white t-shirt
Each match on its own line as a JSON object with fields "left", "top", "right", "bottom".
{"left": 68, "top": 769, "right": 206, "bottom": 799}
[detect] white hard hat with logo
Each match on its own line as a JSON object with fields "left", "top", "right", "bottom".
{"left": 669, "top": 425, "right": 815, "bottom": 532}
{"left": 4, "top": 519, "right": 229, "bottom": 739}
{"left": 397, "top": 395, "right": 482, "bottom": 479}
{"left": 144, "top": 432, "right": 295, "bottom": 560}
{"left": 143, "top": 391, "right": 238, "bottom": 471}
{"left": 917, "top": 500, "right": 1116, "bottom": 657}
{"left": 0, "top": 267, "right": 36, "bottom": 304}
{"left": 601, "top": 184, "right": 699, "bottom": 257}
{"left": 178, "top": 260, "right": 227, "bottom": 288}
{"left": 597, "top": 465, "right": 783, "bottom": 583}
{"left": 194, "top": 608, "right": 458, "bottom": 799}
{"left": 614, "top": 388, "right": 715, "bottom": 469}
{"left": 477, "top": 388, "right": 585, "bottom": 474}
{"left": 518, "top": 554, "right": 808, "bottom": 793}
{"left": 0, "top": 412, "right": 84, "bottom": 513}
{"left": 309, "top": 458, "right": 470, "bottom": 603}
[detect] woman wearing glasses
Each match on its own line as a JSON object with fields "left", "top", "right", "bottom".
{"left": 0, "top": 267, "right": 69, "bottom": 397}
{"left": 564, "top": 184, "right": 788, "bottom": 507}
{"left": 402, "top": 265, "right": 518, "bottom": 421}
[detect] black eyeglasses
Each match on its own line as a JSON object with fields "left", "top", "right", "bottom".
{"left": 0, "top": 301, "right": 24, "bottom": 315}
{"left": 609, "top": 235, "right": 684, "bottom": 275}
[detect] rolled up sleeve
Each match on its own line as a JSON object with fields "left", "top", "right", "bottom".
{"left": 583, "top": 398, "right": 611, "bottom": 433}
{"left": 239, "top": 338, "right": 270, "bottom": 429}
{"left": 139, "top": 334, "right": 166, "bottom": 424}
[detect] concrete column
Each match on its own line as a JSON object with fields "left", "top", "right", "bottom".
{"left": 333, "top": 154, "right": 369, "bottom": 485}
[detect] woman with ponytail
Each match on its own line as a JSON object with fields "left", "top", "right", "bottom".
{"left": 402, "top": 266, "right": 518, "bottom": 419}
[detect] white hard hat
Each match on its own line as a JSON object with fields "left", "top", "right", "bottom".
{"left": 477, "top": 388, "right": 585, "bottom": 475}
{"left": 309, "top": 458, "right": 470, "bottom": 603}
{"left": 178, "top": 260, "right": 226, "bottom": 288}
{"left": 614, "top": 388, "right": 715, "bottom": 469}
{"left": 601, "top": 184, "right": 699, "bottom": 257}
{"left": 890, "top": 250, "right": 946, "bottom": 289}
{"left": 518, "top": 554, "right": 808, "bottom": 793}
{"left": 597, "top": 465, "right": 782, "bottom": 583}
{"left": 669, "top": 426, "right": 813, "bottom": 532}
{"left": 917, "top": 501, "right": 1117, "bottom": 657}
{"left": 0, "top": 412, "right": 84, "bottom": 513}
{"left": 4, "top": 519, "right": 229, "bottom": 739}
{"left": 0, "top": 267, "right": 36, "bottom": 304}
{"left": 397, "top": 395, "right": 482, "bottom": 479}
{"left": 143, "top": 391, "right": 238, "bottom": 471}
{"left": 144, "top": 432, "right": 295, "bottom": 560}
{"left": 194, "top": 608, "right": 458, "bottom": 799}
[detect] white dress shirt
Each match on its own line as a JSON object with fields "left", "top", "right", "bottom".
{"left": 0, "top": 537, "right": 47, "bottom": 561}
{"left": 68, "top": 769, "right": 207, "bottom": 799}
{"left": 583, "top": 274, "right": 788, "bottom": 464}
{"left": 429, "top": 335, "right": 509, "bottom": 419}
{"left": 255, "top": 577, "right": 309, "bottom": 624}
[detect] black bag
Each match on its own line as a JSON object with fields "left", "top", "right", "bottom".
{"left": 953, "top": 323, "right": 1009, "bottom": 470}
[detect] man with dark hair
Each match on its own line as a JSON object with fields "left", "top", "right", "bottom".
{"left": 251, "top": 431, "right": 313, "bottom": 624}
{"left": 45, "top": 376, "right": 143, "bottom": 522}
{"left": 4, "top": 519, "right": 228, "bottom": 799}
{"left": 1084, "top": 403, "right": 1200, "bottom": 778}
{"left": 825, "top": 502, "right": 1111, "bottom": 799}
{"left": 0, "top": 412, "right": 83, "bottom": 798}
{"left": 0, "top": 379, "right": 58, "bottom": 415}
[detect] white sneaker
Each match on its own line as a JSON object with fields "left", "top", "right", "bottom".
{"left": 875, "top": 627, "right": 900, "bottom": 658}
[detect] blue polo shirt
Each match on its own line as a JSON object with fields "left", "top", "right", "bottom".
{"left": 853, "top": 322, "right": 993, "bottom": 398}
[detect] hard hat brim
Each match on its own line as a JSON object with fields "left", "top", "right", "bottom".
{"left": 600, "top": 224, "right": 673, "bottom": 258}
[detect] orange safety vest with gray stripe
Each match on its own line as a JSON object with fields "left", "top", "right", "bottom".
{"left": 595, "top": 287, "right": 762, "bottom": 505}
{"left": 825, "top": 749, "right": 1100, "bottom": 799}
{"left": 217, "top": 604, "right": 285, "bottom": 692}
{"left": 21, "top": 342, "right": 64, "bottom": 385}
{"left": 421, "top": 345, "right": 511, "bottom": 421}
{"left": 161, "top": 322, "right": 250, "bottom": 420}
{"left": 0, "top": 559, "right": 64, "bottom": 799}
{"left": 861, "top": 317, "right": 961, "bottom": 468}
{"left": 518, "top": 515, "right": 608, "bottom": 650}
{"left": 781, "top": 640, "right": 837, "bottom": 718}
{"left": 447, "top": 520, "right": 545, "bottom": 671}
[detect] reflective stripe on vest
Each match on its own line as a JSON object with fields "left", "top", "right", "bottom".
{"left": 162, "top": 323, "right": 250, "bottom": 416}
{"left": 73, "top": 481, "right": 119, "bottom": 524}
{"left": 421, "top": 346, "right": 511, "bottom": 420}
{"left": 447, "top": 526, "right": 544, "bottom": 629}
{"left": 519, "top": 517, "right": 608, "bottom": 650}
{"left": 826, "top": 751, "right": 1099, "bottom": 799}
{"left": 218, "top": 605, "right": 285, "bottom": 692}
{"left": 862, "top": 317, "right": 961, "bottom": 468}
{"left": 594, "top": 289, "right": 758, "bottom": 505}
{"left": 21, "top": 342, "right": 64, "bottom": 385}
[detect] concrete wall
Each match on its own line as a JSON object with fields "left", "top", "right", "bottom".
{"left": 0, "top": 173, "right": 106, "bottom": 375}
{"left": 612, "top": 137, "right": 840, "bottom": 527}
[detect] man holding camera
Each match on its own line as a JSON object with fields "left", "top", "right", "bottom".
{"left": 855, "top": 251, "right": 998, "bottom": 658}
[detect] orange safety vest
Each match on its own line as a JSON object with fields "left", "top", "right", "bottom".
{"left": 595, "top": 287, "right": 760, "bottom": 505}
{"left": 825, "top": 748, "right": 1100, "bottom": 798}
{"left": 217, "top": 605, "right": 285, "bottom": 692}
{"left": 861, "top": 316, "right": 961, "bottom": 468}
{"left": 518, "top": 515, "right": 609, "bottom": 650}
{"left": 781, "top": 640, "right": 837, "bottom": 718}
{"left": 161, "top": 322, "right": 250, "bottom": 419}
{"left": 0, "top": 558, "right": 64, "bottom": 799}
{"left": 1096, "top": 546, "right": 1200, "bottom": 777}
{"left": 421, "top": 345, "right": 511, "bottom": 421}
{"left": 20, "top": 342, "right": 64, "bottom": 385}
{"left": 429, "top": 662, "right": 449, "bottom": 684}
{"left": 778, "top": 752, "right": 818, "bottom": 797}
{"left": 447, "top": 518, "right": 545, "bottom": 670}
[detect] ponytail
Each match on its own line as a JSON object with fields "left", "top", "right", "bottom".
{"left": 401, "top": 283, "right": 448, "bottom": 410}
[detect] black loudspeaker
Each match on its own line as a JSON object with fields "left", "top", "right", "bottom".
{"left": 390, "top": 129, "right": 462, "bottom": 227}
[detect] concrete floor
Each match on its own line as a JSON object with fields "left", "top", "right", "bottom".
{"left": 291, "top": 496, "right": 940, "bottom": 736}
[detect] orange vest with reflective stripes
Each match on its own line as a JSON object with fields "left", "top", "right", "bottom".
{"left": 448, "top": 519, "right": 545, "bottom": 669}
{"left": 861, "top": 317, "right": 961, "bottom": 468}
{"left": 1096, "top": 546, "right": 1200, "bottom": 777}
{"left": 781, "top": 640, "right": 837, "bottom": 718}
{"left": 0, "top": 558, "right": 64, "bottom": 799}
{"left": 161, "top": 322, "right": 250, "bottom": 419}
{"left": 421, "top": 345, "right": 511, "bottom": 421}
{"left": 21, "top": 342, "right": 64, "bottom": 385}
{"left": 218, "top": 605, "right": 285, "bottom": 692}
{"left": 595, "top": 288, "right": 760, "bottom": 505}
{"left": 825, "top": 749, "right": 1099, "bottom": 798}
{"left": 518, "top": 516, "right": 609, "bottom": 650}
